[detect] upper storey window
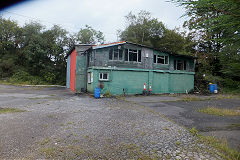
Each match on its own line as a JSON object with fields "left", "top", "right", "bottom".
{"left": 109, "top": 49, "right": 123, "bottom": 61}
{"left": 124, "top": 49, "right": 141, "bottom": 62}
{"left": 174, "top": 60, "right": 187, "bottom": 70}
{"left": 154, "top": 55, "right": 169, "bottom": 64}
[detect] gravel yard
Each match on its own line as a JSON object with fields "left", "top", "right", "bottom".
{"left": 0, "top": 85, "right": 224, "bottom": 159}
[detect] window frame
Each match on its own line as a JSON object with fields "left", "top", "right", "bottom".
{"left": 99, "top": 72, "right": 109, "bottom": 81}
{"left": 124, "top": 49, "right": 142, "bottom": 63}
{"left": 90, "top": 51, "right": 95, "bottom": 62}
{"left": 109, "top": 48, "right": 123, "bottom": 61}
{"left": 174, "top": 60, "right": 187, "bottom": 70}
{"left": 88, "top": 72, "right": 93, "bottom": 83}
{"left": 153, "top": 55, "right": 169, "bottom": 65}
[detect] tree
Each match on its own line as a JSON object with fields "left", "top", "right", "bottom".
{"left": 119, "top": 11, "right": 195, "bottom": 55}
{"left": 172, "top": 0, "right": 240, "bottom": 90}
{"left": 0, "top": 17, "right": 106, "bottom": 85}
{"left": 0, "top": 17, "right": 22, "bottom": 78}
{"left": 77, "top": 25, "right": 105, "bottom": 44}
{"left": 120, "top": 11, "right": 166, "bottom": 47}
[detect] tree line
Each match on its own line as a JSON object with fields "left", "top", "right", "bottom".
{"left": 0, "top": 0, "right": 239, "bottom": 93}
{"left": 0, "top": 18, "right": 104, "bottom": 85}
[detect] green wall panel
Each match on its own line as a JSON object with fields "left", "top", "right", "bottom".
{"left": 87, "top": 67, "right": 194, "bottom": 95}
{"left": 169, "top": 73, "right": 194, "bottom": 93}
{"left": 152, "top": 72, "right": 169, "bottom": 93}
{"left": 75, "top": 53, "right": 87, "bottom": 93}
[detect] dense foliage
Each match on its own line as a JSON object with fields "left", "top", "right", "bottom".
{"left": 119, "top": 11, "right": 195, "bottom": 56}
{"left": 0, "top": 17, "right": 104, "bottom": 85}
{"left": 171, "top": 0, "right": 240, "bottom": 92}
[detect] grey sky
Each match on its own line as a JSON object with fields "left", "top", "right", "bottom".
{"left": 1, "top": 0, "right": 187, "bottom": 42}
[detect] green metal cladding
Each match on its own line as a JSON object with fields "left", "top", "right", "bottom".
{"left": 69, "top": 42, "right": 195, "bottom": 95}
{"left": 87, "top": 67, "right": 194, "bottom": 95}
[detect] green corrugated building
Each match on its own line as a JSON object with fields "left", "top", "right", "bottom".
{"left": 66, "top": 41, "right": 195, "bottom": 95}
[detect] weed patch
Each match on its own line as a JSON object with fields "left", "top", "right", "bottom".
{"left": 40, "top": 138, "right": 50, "bottom": 145}
{"left": 198, "top": 106, "right": 240, "bottom": 116}
{"left": 0, "top": 108, "right": 25, "bottom": 114}
{"left": 189, "top": 127, "right": 240, "bottom": 160}
{"left": 198, "top": 135, "right": 240, "bottom": 160}
{"left": 180, "top": 96, "right": 205, "bottom": 101}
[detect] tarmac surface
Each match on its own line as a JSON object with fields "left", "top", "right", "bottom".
{"left": 0, "top": 84, "right": 237, "bottom": 159}
{"left": 125, "top": 95, "right": 240, "bottom": 151}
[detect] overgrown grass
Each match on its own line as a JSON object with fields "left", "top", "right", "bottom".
{"left": 0, "top": 108, "right": 25, "bottom": 114}
{"left": 189, "top": 127, "right": 240, "bottom": 160}
{"left": 198, "top": 106, "right": 240, "bottom": 116}
{"left": 198, "top": 135, "right": 240, "bottom": 160}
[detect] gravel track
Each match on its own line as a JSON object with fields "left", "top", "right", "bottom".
{"left": 0, "top": 85, "right": 222, "bottom": 159}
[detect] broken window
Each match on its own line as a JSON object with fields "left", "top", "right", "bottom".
{"left": 109, "top": 48, "right": 123, "bottom": 61}
{"left": 125, "top": 49, "right": 141, "bottom": 62}
{"left": 99, "top": 72, "right": 108, "bottom": 80}
{"left": 154, "top": 55, "right": 168, "bottom": 64}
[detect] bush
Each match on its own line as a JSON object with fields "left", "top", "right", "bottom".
{"left": 9, "top": 70, "right": 45, "bottom": 85}
{"left": 43, "top": 72, "right": 56, "bottom": 84}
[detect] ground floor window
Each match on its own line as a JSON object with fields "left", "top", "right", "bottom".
{"left": 99, "top": 72, "right": 109, "bottom": 81}
{"left": 88, "top": 72, "right": 93, "bottom": 83}
{"left": 154, "top": 55, "right": 169, "bottom": 64}
{"left": 174, "top": 60, "right": 187, "bottom": 70}
{"left": 124, "top": 49, "right": 141, "bottom": 62}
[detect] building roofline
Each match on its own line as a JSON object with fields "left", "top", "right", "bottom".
{"left": 66, "top": 41, "right": 196, "bottom": 59}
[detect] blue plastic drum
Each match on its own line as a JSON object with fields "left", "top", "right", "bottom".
{"left": 95, "top": 88, "right": 101, "bottom": 98}
{"left": 209, "top": 84, "right": 218, "bottom": 93}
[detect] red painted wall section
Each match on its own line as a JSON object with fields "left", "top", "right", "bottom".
{"left": 70, "top": 49, "right": 76, "bottom": 92}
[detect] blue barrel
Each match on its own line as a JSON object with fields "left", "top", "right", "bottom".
{"left": 209, "top": 84, "right": 217, "bottom": 93}
{"left": 95, "top": 88, "right": 101, "bottom": 98}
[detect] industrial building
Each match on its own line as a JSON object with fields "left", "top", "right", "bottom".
{"left": 66, "top": 41, "right": 195, "bottom": 95}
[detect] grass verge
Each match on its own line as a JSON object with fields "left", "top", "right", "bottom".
{"left": 198, "top": 106, "right": 240, "bottom": 116}
{"left": 0, "top": 108, "right": 25, "bottom": 114}
{"left": 189, "top": 128, "right": 240, "bottom": 160}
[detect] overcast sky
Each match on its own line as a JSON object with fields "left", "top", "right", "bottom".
{"left": 0, "top": 0, "right": 187, "bottom": 43}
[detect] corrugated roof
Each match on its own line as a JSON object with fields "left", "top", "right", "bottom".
{"left": 92, "top": 41, "right": 126, "bottom": 49}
